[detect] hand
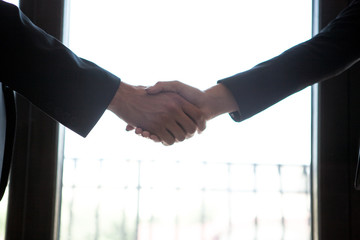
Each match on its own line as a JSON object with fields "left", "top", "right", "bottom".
{"left": 108, "top": 82, "right": 206, "bottom": 145}
{"left": 126, "top": 125, "right": 162, "bottom": 142}
{"left": 126, "top": 81, "right": 208, "bottom": 142}
{"left": 147, "top": 81, "right": 239, "bottom": 120}
{"left": 127, "top": 81, "right": 239, "bottom": 142}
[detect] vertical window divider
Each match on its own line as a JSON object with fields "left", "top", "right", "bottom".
{"left": 5, "top": 0, "right": 65, "bottom": 239}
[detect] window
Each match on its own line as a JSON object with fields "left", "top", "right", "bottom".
{"left": 60, "top": 0, "right": 312, "bottom": 239}
{"left": 0, "top": 189, "right": 8, "bottom": 240}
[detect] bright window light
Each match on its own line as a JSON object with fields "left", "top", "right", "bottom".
{"left": 60, "top": 0, "right": 312, "bottom": 239}
{"left": 2, "top": 0, "right": 19, "bottom": 5}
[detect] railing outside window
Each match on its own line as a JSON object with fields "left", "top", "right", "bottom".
{"left": 60, "top": 158, "right": 310, "bottom": 240}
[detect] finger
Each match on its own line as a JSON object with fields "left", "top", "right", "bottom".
{"left": 181, "top": 100, "right": 206, "bottom": 133}
{"left": 150, "top": 135, "right": 161, "bottom": 142}
{"left": 126, "top": 125, "right": 135, "bottom": 131}
{"left": 147, "top": 81, "right": 204, "bottom": 112}
{"left": 138, "top": 129, "right": 160, "bottom": 141}
{"left": 147, "top": 81, "right": 202, "bottom": 99}
{"left": 146, "top": 81, "right": 181, "bottom": 95}
{"left": 175, "top": 114, "right": 197, "bottom": 137}
{"left": 135, "top": 128, "right": 161, "bottom": 143}
{"left": 158, "top": 129, "right": 176, "bottom": 146}
{"left": 135, "top": 127, "right": 144, "bottom": 135}
{"left": 141, "top": 131, "right": 151, "bottom": 138}
{"left": 166, "top": 122, "right": 187, "bottom": 142}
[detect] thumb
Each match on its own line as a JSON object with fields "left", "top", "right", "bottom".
{"left": 146, "top": 81, "right": 180, "bottom": 95}
{"left": 148, "top": 81, "right": 205, "bottom": 107}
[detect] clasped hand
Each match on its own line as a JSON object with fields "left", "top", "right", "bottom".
{"left": 108, "top": 82, "right": 206, "bottom": 145}
{"left": 115, "top": 81, "right": 238, "bottom": 145}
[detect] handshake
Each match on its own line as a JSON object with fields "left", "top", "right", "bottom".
{"left": 108, "top": 81, "right": 239, "bottom": 145}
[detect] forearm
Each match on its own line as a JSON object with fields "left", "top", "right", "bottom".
{"left": 219, "top": 0, "right": 360, "bottom": 122}
{"left": 0, "top": 2, "right": 120, "bottom": 137}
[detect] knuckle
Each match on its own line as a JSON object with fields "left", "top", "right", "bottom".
{"left": 156, "top": 81, "right": 165, "bottom": 85}
{"left": 166, "top": 103, "right": 180, "bottom": 113}
{"left": 159, "top": 115, "right": 171, "bottom": 124}
{"left": 150, "top": 124, "right": 161, "bottom": 134}
{"left": 154, "top": 81, "right": 164, "bottom": 88}
{"left": 194, "top": 110, "right": 204, "bottom": 120}
{"left": 172, "top": 95, "right": 184, "bottom": 105}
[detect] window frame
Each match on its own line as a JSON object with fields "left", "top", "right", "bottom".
{"left": 4, "top": 0, "right": 360, "bottom": 239}
{"left": 4, "top": 0, "right": 65, "bottom": 239}
{"left": 311, "top": 0, "right": 360, "bottom": 239}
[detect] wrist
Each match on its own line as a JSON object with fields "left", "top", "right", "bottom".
{"left": 108, "top": 82, "right": 142, "bottom": 118}
{"left": 109, "top": 82, "right": 125, "bottom": 114}
{"left": 202, "top": 84, "right": 238, "bottom": 120}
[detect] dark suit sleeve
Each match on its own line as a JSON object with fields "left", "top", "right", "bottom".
{"left": 0, "top": 2, "right": 120, "bottom": 137}
{"left": 219, "top": 0, "right": 360, "bottom": 122}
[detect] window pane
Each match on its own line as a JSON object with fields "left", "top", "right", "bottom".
{"left": 2, "top": 0, "right": 19, "bottom": 5}
{"left": 0, "top": 189, "right": 8, "bottom": 240}
{"left": 60, "top": 0, "right": 312, "bottom": 239}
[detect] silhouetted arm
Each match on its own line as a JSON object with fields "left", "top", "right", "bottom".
{"left": 219, "top": 0, "right": 360, "bottom": 121}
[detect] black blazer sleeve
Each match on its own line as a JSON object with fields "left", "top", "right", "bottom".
{"left": 0, "top": 1, "right": 120, "bottom": 137}
{"left": 219, "top": 0, "right": 360, "bottom": 122}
